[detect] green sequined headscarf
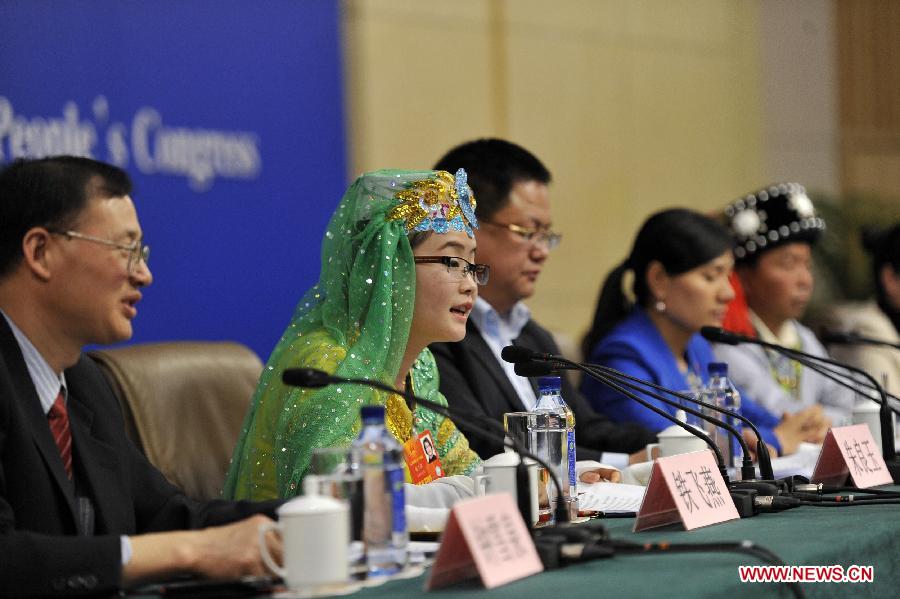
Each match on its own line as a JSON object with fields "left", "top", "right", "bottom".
{"left": 223, "top": 169, "right": 477, "bottom": 500}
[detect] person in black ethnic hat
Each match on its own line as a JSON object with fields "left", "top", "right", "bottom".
{"left": 714, "top": 183, "right": 854, "bottom": 431}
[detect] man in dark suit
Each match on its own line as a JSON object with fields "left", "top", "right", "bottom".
{"left": 0, "top": 156, "right": 281, "bottom": 597}
{"left": 430, "top": 139, "right": 656, "bottom": 468}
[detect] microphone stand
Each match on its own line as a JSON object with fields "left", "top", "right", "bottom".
{"left": 824, "top": 331, "right": 900, "bottom": 350}
{"left": 775, "top": 353, "right": 900, "bottom": 416}
{"left": 514, "top": 362, "right": 733, "bottom": 484}
{"left": 517, "top": 361, "right": 732, "bottom": 483}
{"left": 760, "top": 344, "right": 899, "bottom": 480}
{"left": 515, "top": 360, "right": 769, "bottom": 517}
{"left": 282, "top": 369, "right": 570, "bottom": 525}
{"left": 582, "top": 363, "right": 762, "bottom": 481}
{"left": 580, "top": 362, "right": 776, "bottom": 482}
{"left": 703, "top": 327, "right": 900, "bottom": 483}
{"left": 516, "top": 354, "right": 774, "bottom": 482}
{"left": 521, "top": 358, "right": 754, "bottom": 483}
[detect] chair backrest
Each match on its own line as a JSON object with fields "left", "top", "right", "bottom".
{"left": 89, "top": 341, "right": 263, "bottom": 501}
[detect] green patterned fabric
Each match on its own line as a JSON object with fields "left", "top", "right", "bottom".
{"left": 223, "top": 170, "right": 481, "bottom": 500}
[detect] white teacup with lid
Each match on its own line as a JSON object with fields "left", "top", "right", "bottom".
{"left": 852, "top": 398, "right": 886, "bottom": 444}
{"left": 646, "top": 411, "right": 708, "bottom": 460}
{"left": 475, "top": 451, "right": 540, "bottom": 524}
{"left": 258, "top": 478, "right": 350, "bottom": 594}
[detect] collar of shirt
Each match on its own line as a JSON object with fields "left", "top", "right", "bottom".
{"left": 470, "top": 297, "right": 532, "bottom": 342}
{"left": 1, "top": 309, "right": 67, "bottom": 414}
{"left": 749, "top": 309, "right": 801, "bottom": 348}
{"left": 470, "top": 298, "right": 539, "bottom": 410}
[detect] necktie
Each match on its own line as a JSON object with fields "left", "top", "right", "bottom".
{"left": 48, "top": 391, "right": 73, "bottom": 479}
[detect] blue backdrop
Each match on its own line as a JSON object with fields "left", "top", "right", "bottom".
{"left": 0, "top": 1, "right": 347, "bottom": 360}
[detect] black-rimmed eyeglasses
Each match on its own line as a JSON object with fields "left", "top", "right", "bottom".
{"left": 48, "top": 229, "right": 150, "bottom": 273}
{"left": 413, "top": 256, "right": 490, "bottom": 285}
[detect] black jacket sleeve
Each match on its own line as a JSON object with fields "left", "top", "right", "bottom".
{"left": 0, "top": 349, "right": 281, "bottom": 598}
{"left": 430, "top": 341, "right": 507, "bottom": 458}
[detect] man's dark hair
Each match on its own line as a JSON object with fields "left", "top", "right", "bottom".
{"left": 0, "top": 156, "right": 132, "bottom": 277}
{"left": 433, "top": 138, "right": 551, "bottom": 222}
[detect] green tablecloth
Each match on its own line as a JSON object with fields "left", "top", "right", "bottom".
{"left": 357, "top": 491, "right": 900, "bottom": 598}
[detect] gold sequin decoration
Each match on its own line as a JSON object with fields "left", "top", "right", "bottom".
{"left": 387, "top": 171, "right": 473, "bottom": 232}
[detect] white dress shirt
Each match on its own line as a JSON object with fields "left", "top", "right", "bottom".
{"left": 469, "top": 298, "right": 539, "bottom": 410}
{"left": 468, "top": 300, "right": 629, "bottom": 469}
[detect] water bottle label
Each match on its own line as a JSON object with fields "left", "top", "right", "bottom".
{"left": 387, "top": 466, "right": 406, "bottom": 534}
{"left": 567, "top": 430, "right": 577, "bottom": 490}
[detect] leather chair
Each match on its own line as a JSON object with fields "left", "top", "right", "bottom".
{"left": 88, "top": 342, "right": 263, "bottom": 501}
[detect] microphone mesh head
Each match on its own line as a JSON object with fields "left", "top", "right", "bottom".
{"left": 514, "top": 361, "right": 553, "bottom": 377}
{"left": 282, "top": 368, "right": 331, "bottom": 388}
{"left": 501, "top": 345, "right": 534, "bottom": 363}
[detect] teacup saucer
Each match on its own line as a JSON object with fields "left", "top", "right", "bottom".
{"left": 273, "top": 580, "right": 363, "bottom": 598}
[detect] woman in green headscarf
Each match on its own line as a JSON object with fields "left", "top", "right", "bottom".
{"left": 224, "top": 169, "right": 485, "bottom": 500}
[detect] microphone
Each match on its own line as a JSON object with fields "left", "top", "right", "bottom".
{"left": 701, "top": 326, "right": 900, "bottom": 483}
{"left": 699, "top": 326, "right": 745, "bottom": 346}
{"left": 515, "top": 361, "right": 564, "bottom": 378}
{"left": 508, "top": 348, "right": 770, "bottom": 482}
{"left": 501, "top": 345, "right": 570, "bottom": 370}
{"left": 281, "top": 367, "right": 335, "bottom": 388}
{"left": 281, "top": 367, "right": 570, "bottom": 524}
{"left": 701, "top": 327, "right": 900, "bottom": 411}
{"left": 821, "top": 330, "right": 900, "bottom": 350}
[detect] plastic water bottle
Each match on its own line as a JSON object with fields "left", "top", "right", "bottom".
{"left": 703, "top": 363, "right": 743, "bottom": 469}
{"left": 352, "top": 406, "right": 407, "bottom": 576}
{"left": 533, "top": 376, "right": 578, "bottom": 520}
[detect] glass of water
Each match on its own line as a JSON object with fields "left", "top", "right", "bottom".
{"left": 307, "top": 446, "right": 365, "bottom": 578}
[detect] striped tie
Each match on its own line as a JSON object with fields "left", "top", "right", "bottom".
{"left": 48, "top": 391, "right": 73, "bottom": 479}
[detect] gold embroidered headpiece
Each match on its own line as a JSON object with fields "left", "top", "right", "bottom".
{"left": 387, "top": 168, "right": 478, "bottom": 237}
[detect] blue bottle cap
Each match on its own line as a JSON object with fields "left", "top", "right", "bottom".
{"left": 360, "top": 405, "right": 386, "bottom": 423}
{"left": 708, "top": 362, "right": 728, "bottom": 377}
{"left": 537, "top": 376, "right": 562, "bottom": 393}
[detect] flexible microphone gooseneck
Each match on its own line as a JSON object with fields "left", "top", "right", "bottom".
{"left": 583, "top": 361, "right": 775, "bottom": 481}
{"left": 701, "top": 326, "right": 900, "bottom": 483}
{"left": 281, "top": 367, "right": 570, "bottom": 524}
{"left": 762, "top": 350, "right": 900, "bottom": 415}
{"left": 822, "top": 330, "right": 900, "bottom": 351}
{"left": 506, "top": 346, "right": 766, "bottom": 482}
{"left": 504, "top": 358, "right": 740, "bottom": 483}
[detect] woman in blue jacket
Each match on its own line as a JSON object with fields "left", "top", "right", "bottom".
{"left": 580, "top": 208, "right": 818, "bottom": 456}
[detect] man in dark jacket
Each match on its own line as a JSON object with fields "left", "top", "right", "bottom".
{"left": 0, "top": 156, "right": 280, "bottom": 597}
{"left": 430, "top": 139, "right": 656, "bottom": 467}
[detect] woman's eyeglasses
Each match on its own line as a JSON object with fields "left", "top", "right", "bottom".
{"left": 414, "top": 256, "right": 490, "bottom": 285}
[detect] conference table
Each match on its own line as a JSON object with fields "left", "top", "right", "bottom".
{"left": 353, "top": 489, "right": 900, "bottom": 598}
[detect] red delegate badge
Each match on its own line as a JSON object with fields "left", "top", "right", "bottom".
{"left": 404, "top": 430, "right": 444, "bottom": 484}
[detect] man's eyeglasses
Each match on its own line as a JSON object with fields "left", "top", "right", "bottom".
{"left": 481, "top": 220, "right": 562, "bottom": 250}
{"left": 48, "top": 229, "right": 150, "bottom": 273}
{"left": 413, "top": 256, "right": 490, "bottom": 285}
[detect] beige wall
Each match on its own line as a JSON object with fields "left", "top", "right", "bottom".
{"left": 837, "top": 0, "right": 900, "bottom": 202}
{"left": 343, "top": 0, "right": 809, "bottom": 345}
{"left": 758, "top": 0, "right": 839, "bottom": 197}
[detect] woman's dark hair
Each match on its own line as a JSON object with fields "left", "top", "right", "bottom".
{"left": 408, "top": 231, "right": 431, "bottom": 249}
{"left": 581, "top": 208, "right": 732, "bottom": 358}
{"left": 863, "top": 223, "right": 900, "bottom": 325}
